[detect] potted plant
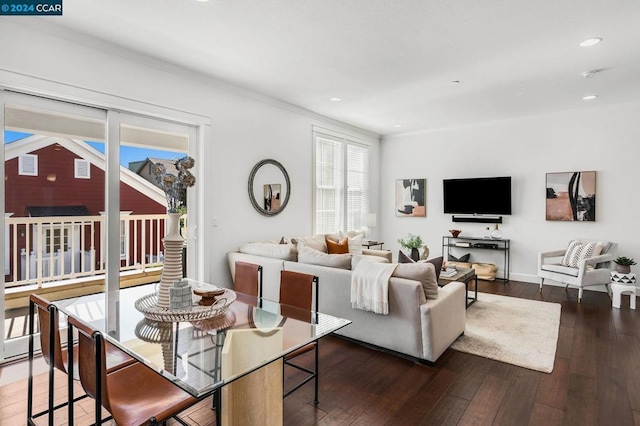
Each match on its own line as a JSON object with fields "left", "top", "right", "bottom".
{"left": 397, "top": 233, "right": 424, "bottom": 261}
{"left": 614, "top": 256, "right": 636, "bottom": 274}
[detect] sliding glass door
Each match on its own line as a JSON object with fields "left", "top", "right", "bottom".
{"left": 1, "top": 91, "right": 107, "bottom": 359}
{"left": 1, "top": 91, "right": 199, "bottom": 361}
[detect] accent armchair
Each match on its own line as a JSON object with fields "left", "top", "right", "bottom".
{"left": 538, "top": 239, "right": 617, "bottom": 302}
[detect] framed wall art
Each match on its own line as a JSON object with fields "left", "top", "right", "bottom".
{"left": 545, "top": 171, "right": 596, "bottom": 221}
{"left": 396, "top": 178, "right": 426, "bottom": 217}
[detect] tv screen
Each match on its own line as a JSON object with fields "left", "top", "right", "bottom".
{"left": 443, "top": 177, "right": 512, "bottom": 215}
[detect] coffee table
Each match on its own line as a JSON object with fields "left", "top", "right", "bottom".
{"left": 438, "top": 267, "right": 478, "bottom": 308}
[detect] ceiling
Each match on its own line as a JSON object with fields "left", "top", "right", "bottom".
{"left": 45, "top": 0, "right": 640, "bottom": 135}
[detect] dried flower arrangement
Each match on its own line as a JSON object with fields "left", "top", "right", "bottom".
{"left": 151, "top": 156, "right": 196, "bottom": 213}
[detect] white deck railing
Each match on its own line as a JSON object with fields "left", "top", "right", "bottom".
{"left": 4, "top": 214, "right": 185, "bottom": 290}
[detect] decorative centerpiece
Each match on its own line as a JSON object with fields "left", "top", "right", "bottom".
{"left": 152, "top": 156, "right": 196, "bottom": 309}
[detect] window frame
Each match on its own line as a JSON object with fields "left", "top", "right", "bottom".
{"left": 313, "top": 130, "right": 370, "bottom": 235}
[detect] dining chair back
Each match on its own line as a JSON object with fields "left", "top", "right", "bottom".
{"left": 67, "top": 313, "right": 198, "bottom": 425}
{"left": 28, "top": 293, "right": 77, "bottom": 425}
{"left": 279, "top": 270, "right": 320, "bottom": 403}
{"left": 234, "top": 261, "right": 263, "bottom": 298}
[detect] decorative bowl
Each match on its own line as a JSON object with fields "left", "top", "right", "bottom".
{"left": 449, "top": 229, "right": 462, "bottom": 238}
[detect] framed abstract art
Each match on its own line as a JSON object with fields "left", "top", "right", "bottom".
{"left": 396, "top": 178, "right": 426, "bottom": 217}
{"left": 545, "top": 171, "right": 596, "bottom": 221}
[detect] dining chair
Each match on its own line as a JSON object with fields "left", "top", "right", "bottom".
{"left": 67, "top": 313, "right": 198, "bottom": 426}
{"left": 27, "top": 294, "right": 136, "bottom": 425}
{"left": 279, "top": 270, "right": 320, "bottom": 404}
{"left": 234, "top": 261, "right": 263, "bottom": 298}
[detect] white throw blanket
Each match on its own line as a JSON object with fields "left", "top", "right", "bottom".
{"left": 350, "top": 261, "right": 398, "bottom": 314}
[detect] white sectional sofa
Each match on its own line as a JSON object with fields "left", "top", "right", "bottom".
{"left": 226, "top": 240, "right": 466, "bottom": 363}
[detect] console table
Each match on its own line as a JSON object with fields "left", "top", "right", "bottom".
{"left": 442, "top": 236, "right": 510, "bottom": 282}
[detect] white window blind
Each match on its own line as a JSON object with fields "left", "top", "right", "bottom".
{"left": 314, "top": 132, "right": 369, "bottom": 234}
{"left": 74, "top": 158, "right": 90, "bottom": 179}
{"left": 19, "top": 154, "right": 38, "bottom": 176}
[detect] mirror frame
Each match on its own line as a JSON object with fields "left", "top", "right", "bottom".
{"left": 248, "top": 159, "right": 291, "bottom": 216}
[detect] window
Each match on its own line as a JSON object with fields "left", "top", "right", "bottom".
{"left": 44, "top": 227, "right": 70, "bottom": 253}
{"left": 313, "top": 131, "right": 369, "bottom": 234}
{"left": 19, "top": 154, "right": 38, "bottom": 176}
{"left": 118, "top": 212, "right": 132, "bottom": 260}
{"left": 74, "top": 158, "right": 90, "bottom": 178}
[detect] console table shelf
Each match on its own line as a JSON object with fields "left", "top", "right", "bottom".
{"left": 442, "top": 236, "right": 510, "bottom": 282}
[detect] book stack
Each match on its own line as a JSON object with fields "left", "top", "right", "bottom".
{"left": 440, "top": 267, "right": 458, "bottom": 278}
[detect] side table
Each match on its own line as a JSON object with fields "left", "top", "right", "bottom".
{"left": 438, "top": 267, "right": 477, "bottom": 308}
{"left": 363, "top": 241, "right": 384, "bottom": 250}
{"left": 611, "top": 272, "right": 637, "bottom": 309}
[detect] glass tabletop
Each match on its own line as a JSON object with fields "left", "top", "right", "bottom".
{"left": 53, "top": 282, "right": 351, "bottom": 398}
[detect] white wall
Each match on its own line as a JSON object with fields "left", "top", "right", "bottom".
{"left": 0, "top": 20, "right": 380, "bottom": 285}
{"left": 381, "top": 102, "right": 640, "bottom": 285}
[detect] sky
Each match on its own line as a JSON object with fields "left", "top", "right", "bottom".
{"left": 4, "top": 131, "right": 184, "bottom": 168}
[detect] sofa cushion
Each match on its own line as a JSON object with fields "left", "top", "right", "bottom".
{"left": 326, "top": 237, "right": 349, "bottom": 254}
{"left": 393, "top": 262, "right": 439, "bottom": 300}
{"left": 541, "top": 263, "right": 580, "bottom": 277}
{"left": 297, "top": 244, "right": 352, "bottom": 270}
{"left": 351, "top": 254, "right": 390, "bottom": 269}
{"left": 561, "top": 240, "right": 603, "bottom": 267}
{"left": 398, "top": 251, "right": 443, "bottom": 281}
{"left": 291, "top": 235, "right": 328, "bottom": 252}
{"left": 238, "top": 242, "right": 297, "bottom": 261}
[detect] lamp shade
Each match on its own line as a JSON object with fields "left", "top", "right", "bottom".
{"left": 364, "top": 213, "right": 377, "bottom": 227}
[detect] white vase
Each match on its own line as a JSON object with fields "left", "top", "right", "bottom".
{"left": 157, "top": 213, "right": 185, "bottom": 309}
{"left": 490, "top": 224, "right": 502, "bottom": 240}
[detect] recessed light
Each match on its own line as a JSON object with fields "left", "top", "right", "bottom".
{"left": 580, "top": 37, "right": 602, "bottom": 47}
{"left": 196, "top": 0, "right": 209, "bottom": 2}
{"left": 583, "top": 95, "right": 599, "bottom": 100}
{"left": 394, "top": 124, "right": 403, "bottom": 128}
{"left": 330, "top": 97, "right": 342, "bottom": 102}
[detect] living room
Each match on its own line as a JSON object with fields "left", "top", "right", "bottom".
{"left": 2, "top": 1, "right": 640, "bottom": 425}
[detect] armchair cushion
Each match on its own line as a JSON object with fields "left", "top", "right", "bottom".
{"left": 541, "top": 263, "right": 580, "bottom": 277}
{"left": 561, "top": 240, "right": 603, "bottom": 268}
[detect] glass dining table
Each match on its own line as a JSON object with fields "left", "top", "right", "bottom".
{"left": 51, "top": 281, "right": 351, "bottom": 424}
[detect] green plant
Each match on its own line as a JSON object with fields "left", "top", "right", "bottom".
{"left": 614, "top": 256, "right": 637, "bottom": 266}
{"left": 397, "top": 233, "right": 423, "bottom": 250}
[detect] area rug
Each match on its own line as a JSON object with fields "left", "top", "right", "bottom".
{"left": 450, "top": 292, "right": 561, "bottom": 373}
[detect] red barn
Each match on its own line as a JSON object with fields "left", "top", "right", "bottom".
{"left": 4, "top": 135, "right": 168, "bottom": 288}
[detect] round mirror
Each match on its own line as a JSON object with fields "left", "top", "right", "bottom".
{"left": 248, "top": 159, "right": 290, "bottom": 216}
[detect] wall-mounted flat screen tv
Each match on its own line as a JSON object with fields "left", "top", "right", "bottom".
{"left": 443, "top": 176, "right": 512, "bottom": 215}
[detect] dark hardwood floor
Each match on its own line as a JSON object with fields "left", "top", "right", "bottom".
{"left": 2, "top": 280, "right": 639, "bottom": 425}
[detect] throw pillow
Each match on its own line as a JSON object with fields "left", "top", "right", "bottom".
{"left": 297, "top": 243, "right": 352, "bottom": 270}
{"left": 238, "top": 242, "right": 296, "bottom": 261}
{"left": 427, "top": 256, "right": 444, "bottom": 281}
{"left": 326, "top": 237, "right": 350, "bottom": 254}
{"left": 561, "top": 240, "right": 602, "bottom": 268}
{"left": 326, "top": 231, "right": 364, "bottom": 255}
{"left": 290, "top": 235, "right": 328, "bottom": 253}
{"left": 448, "top": 253, "right": 471, "bottom": 263}
{"left": 393, "top": 262, "right": 439, "bottom": 300}
{"left": 398, "top": 250, "right": 414, "bottom": 264}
